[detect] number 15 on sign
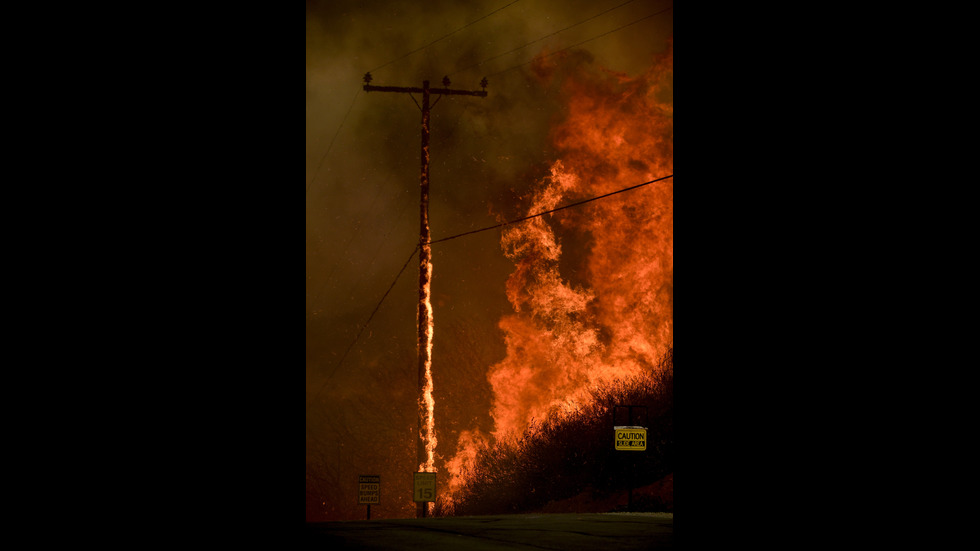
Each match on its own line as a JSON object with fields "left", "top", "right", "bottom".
{"left": 413, "top": 472, "right": 436, "bottom": 502}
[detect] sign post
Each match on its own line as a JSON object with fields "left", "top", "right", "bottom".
{"left": 613, "top": 405, "right": 648, "bottom": 512}
{"left": 358, "top": 475, "right": 380, "bottom": 520}
{"left": 413, "top": 472, "right": 437, "bottom": 518}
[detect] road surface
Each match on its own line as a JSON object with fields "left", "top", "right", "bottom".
{"left": 305, "top": 512, "right": 673, "bottom": 550}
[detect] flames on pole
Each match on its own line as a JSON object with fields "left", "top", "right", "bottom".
{"left": 418, "top": 80, "right": 438, "bottom": 476}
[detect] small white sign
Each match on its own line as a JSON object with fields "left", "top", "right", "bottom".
{"left": 358, "top": 475, "right": 380, "bottom": 504}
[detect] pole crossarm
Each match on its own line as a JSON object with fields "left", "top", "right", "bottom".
{"left": 428, "top": 87, "right": 488, "bottom": 97}
{"left": 363, "top": 84, "right": 487, "bottom": 97}
{"left": 360, "top": 76, "right": 486, "bottom": 518}
{"left": 363, "top": 84, "right": 423, "bottom": 94}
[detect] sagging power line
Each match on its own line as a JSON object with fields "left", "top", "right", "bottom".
{"left": 368, "top": 0, "right": 522, "bottom": 75}
{"left": 449, "top": 0, "right": 637, "bottom": 77}
{"left": 429, "top": 173, "right": 673, "bottom": 245}
{"left": 307, "top": 173, "right": 674, "bottom": 409}
{"left": 306, "top": 87, "right": 362, "bottom": 197}
{"left": 488, "top": 5, "right": 673, "bottom": 78}
{"left": 306, "top": 244, "right": 419, "bottom": 414}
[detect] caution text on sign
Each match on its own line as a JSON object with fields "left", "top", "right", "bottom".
{"left": 358, "top": 475, "right": 380, "bottom": 504}
{"left": 614, "top": 426, "right": 647, "bottom": 451}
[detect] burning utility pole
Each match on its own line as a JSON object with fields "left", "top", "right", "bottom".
{"left": 362, "top": 73, "right": 487, "bottom": 518}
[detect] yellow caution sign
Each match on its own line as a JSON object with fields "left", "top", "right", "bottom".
{"left": 614, "top": 426, "right": 647, "bottom": 451}
{"left": 413, "top": 472, "right": 437, "bottom": 502}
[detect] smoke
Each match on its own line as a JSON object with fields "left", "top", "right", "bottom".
{"left": 307, "top": 0, "right": 672, "bottom": 521}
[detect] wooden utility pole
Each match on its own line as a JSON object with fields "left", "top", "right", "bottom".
{"left": 363, "top": 73, "right": 487, "bottom": 518}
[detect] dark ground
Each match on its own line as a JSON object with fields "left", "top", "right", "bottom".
{"left": 306, "top": 512, "right": 673, "bottom": 550}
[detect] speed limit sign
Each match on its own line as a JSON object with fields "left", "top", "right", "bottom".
{"left": 413, "top": 472, "right": 436, "bottom": 502}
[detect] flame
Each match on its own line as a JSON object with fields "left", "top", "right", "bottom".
{"left": 443, "top": 428, "right": 485, "bottom": 484}
{"left": 444, "top": 44, "right": 673, "bottom": 502}
{"left": 419, "top": 94, "right": 437, "bottom": 476}
{"left": 419, "top": 249, "right": 437, "bottom": 473}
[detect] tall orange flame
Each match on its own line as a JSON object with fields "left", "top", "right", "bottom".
{"left": 445, "top": 44, "right": 672, "bottom": 500}
{"left": 420, "top": 252, "right": 437, "bottom": 473}
{"left": 419, "top": 83, "right": 437, "bottom": 477}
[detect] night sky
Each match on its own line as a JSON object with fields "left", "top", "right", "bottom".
{"left": 306, "top": 0, "right": 673, "bottom": 521}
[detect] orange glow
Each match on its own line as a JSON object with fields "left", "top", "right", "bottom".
{"left": 444, "top": 44, "right": 673, "bottom": 501}
{"left": 420, "top": 251, "right": 437, "bottom": 473}
{"left": 443, "top": 428, "right": 485, "bottom": 485}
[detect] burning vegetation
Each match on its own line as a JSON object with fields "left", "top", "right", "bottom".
{"left": 440, "top": 45, "right": 673, "bottom": 509}
{"left": 439, "top": 348, "right": 672, "bottom": 516}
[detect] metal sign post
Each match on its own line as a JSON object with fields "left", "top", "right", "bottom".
{"left": 413, "top": 472, "right": 437, "bottom": 517}
{"left": 613, "top": 406, "right": 648, "bottom": 511}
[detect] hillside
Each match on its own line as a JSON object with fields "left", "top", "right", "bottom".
{"left": 535, "top": 473, "right": 673, "bottom": 514}
{"left": 440, "top": 348, "right": 673, "bottom": 517}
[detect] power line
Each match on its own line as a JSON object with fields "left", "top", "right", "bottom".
{"left": 429, "top": 173, "right": 673, "bottom": 245}
{"left": 308, "top": 176, "right": 414, "bottom": 309}
{"left": 307, "top": 1, "right": 516, "bottom": 194}
{"left": 487, "top": 5, "right": 673, "bottom": 78}
{"left": 309, "top": 2, "right": 523, "bottom": 197}
{"left": 307, "top": 2, "right": 525, "bottom": 275}
{"left": 307, "top": 244, "right": 420, "bottom": 414}
{"left": 307, "top": 87, "right": 361, "bottom": 196}
{"left": 308, "top": 3, "right": 670, "bottom": 294}
{"left": 307, "top": 173, "right": 672, "bottom": 399}
{"left": 368, "top": 0, "right": 522, "bottom": 75}
{"left": 449, "top": 0, "right": 636, "bottom": 77}
{"left": 342, "top": 195, "right": 417, "bottom": 304}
